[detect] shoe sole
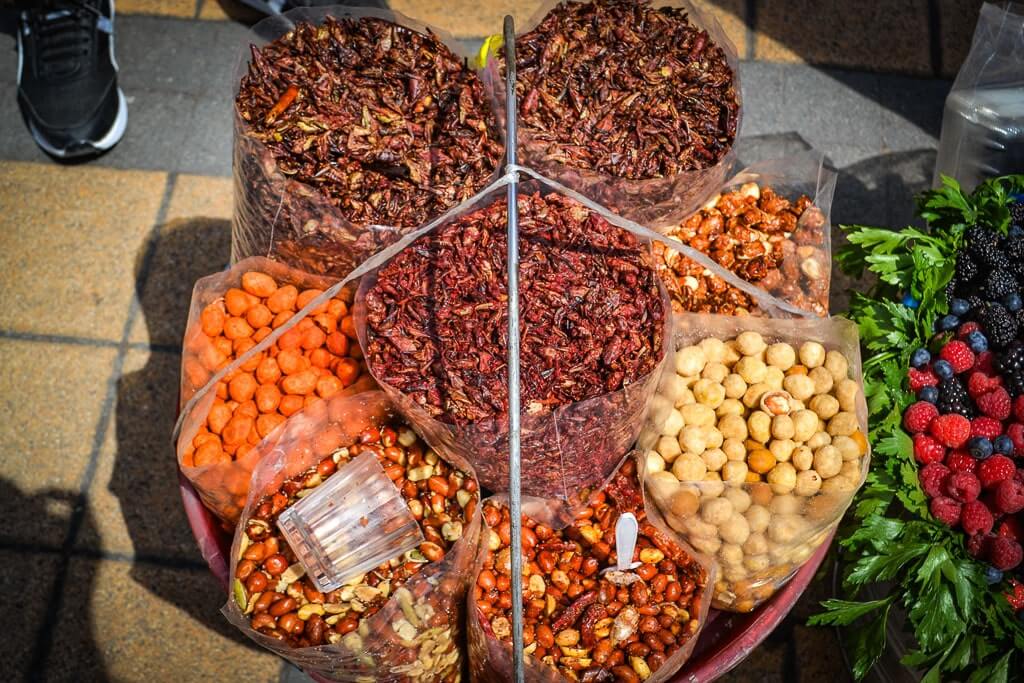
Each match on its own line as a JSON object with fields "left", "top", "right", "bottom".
{"left": 18, "top": 0, "right": 127, "bottom": 159}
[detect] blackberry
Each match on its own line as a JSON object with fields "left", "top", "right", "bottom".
{"left": 985, "top": 269, "right": 1019, "bottom": 299}
{"left": 938, "top": 376, "right": 974, "bottom": 417}
{"left": 953, "top": 253, "right": 980, "bottom": 292}
{"left": 1004, "top": 236, "right": 1024, "bottom": 280}
{"left": 966, "top": 226, "right": 1005, "bottom": 267}
{"left": 1011, "top": 201, "right": 1024, "bottom": 229}
{"left": 997, "top": 342, "right": 1024, "bottom": 396}
{"left": 979, "top": 302, "right": 1019, "bottom": 348}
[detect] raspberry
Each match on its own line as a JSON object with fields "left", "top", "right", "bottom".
{"left": 929, "top": 413, "right": 971, "bottom": 448}
{"left": 908, "top": 367, "right": 939, "bottom": 391}
{"left": 994, "top": 478, "right": 1024, "bottom": 513}
{"left": 946, "top": 471, "right": 981, "bottom": 502}
{"left": 919, "top": 463, "right": 950, "bottom": 498}
{"left": 1006, "top": 579, "right": 1024, "bottom": 610}
{"left": 1015, "top": 395, "right": 1024, "bottom": 422}
{"left": 988, "top": 536, "right": 1023, "bottom": 571}
{"left": 940, "top": 340, "right": 975, "bottom": 373}
{"left": 913, "top": 433, "right": 947, "bottom": 465}
{"left": 968, "top": 372, "right": 1003, "bottom": 399}
{"left": 903, "top": 402, "right": 938, "bottom": 434}
{"left": 998, "top": 516, "right": 1024, "bottom": 542}
{"left": 970, "top": 416, "right": 1003, "bottom": 439}
{"left": 946, "top": 449, "right": 977, "bottom": 473}
{"left": 961, "top": 500, "right": 995, "bottom": 535}
{"left": 958, "top": 321, "right": 981, "bottom": 339}
{"left": 930, "top": 496, "right": 962, "bottom": 526}
{"left": 979, "top": 455, "right": 1016, "bottom": 488}
{"left": 977, "top": 387, "right": 1012, "bottom": 420}
{"left": 975, "top": 350, "right": 997, "bottom": 375}
{"left": 967, "top": 533, "right": 991, "bottom": 558}
{"left": 1007, "top": 422, "right": 1024, "bottom": 456}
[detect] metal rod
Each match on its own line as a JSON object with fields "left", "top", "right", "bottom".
{"left": 502, "top": 14, "right": 524, "bottom": 683}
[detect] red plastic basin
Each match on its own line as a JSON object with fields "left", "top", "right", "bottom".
{"left": 180, "top": 470, "right": 831, "bottom": 681}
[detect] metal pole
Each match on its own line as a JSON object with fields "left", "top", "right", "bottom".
{"left": 502, "top": 15, "right": 525, "bottom": 683}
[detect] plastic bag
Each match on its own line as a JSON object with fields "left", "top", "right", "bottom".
{"left": 653, "top": 151, "right": 837, "bottom": 318}
{"left": 176, "top": 256, "right": 377, "bottom": 523}
{"left": 934, "top": 2, "right": 1024, "bottom": 191}
{"left": 467, "top": 453, "right": 716, "bottom": 682}
{"left": 223, "top": 390, "right": 482, "bottom": 682}
{"left": 499, "top": 0, "right": 742, "bottom": 230}
{"left": 232, "top": 5, "right": 505, "bottom": 278}
{"left": 640, "top": 312, "right": 869, "bottom": 612}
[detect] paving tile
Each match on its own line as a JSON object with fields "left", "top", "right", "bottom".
{"left": 94, "top": 89, "right": 197, "bottom": 173}
{"left": 177, "top": 94, "right": 234, "bottom": 177}
{"left": 737, "top": 61, "right": 787, "bottom": 137}
{"left": 0, "top": 23, "right": 16, "bottom": 84}
{"left": 390, "top": 0, "right": 543, "bottom": 39}
{"left": 780, "top": 66, "right": 884, "bottom": 151}
{"left": 1, "top": 550, "right": 62, "bottom": 677}
{"left": 937, "top": 0, "right": 986, "bottom": 78}
{"left": 76, "top": 349, "right": 204, "bottom": 560}
{"left": 692, "top": 0, "right": 748, "bottom": 60}
{"left": 754, "top": 0, "right": 932, "bottom": 76}
{"left": 794, "top": 624, "right": 853, "bottom": 683}
{"left": 878, "top": 76, "right": 950, "bottom": 151}
{"left": 0, "top": 162, "right": 166, "bottom": 340}
{"left": 199, "top": 0, "right": 266, "bottom": 23}
{"left": 117, "top": 16, "right": 221, "bottom": 96}
{"left": 717, "top": 623, "right": 790, "bottom": 682}
{"left": 0, "top": 339, "right": 118, "bottom": 546}
{"left": 130, "top": 174, "right": 234, "bottom": 346}
{"left": 119, "top": 0, "right": 197, "bottom": 17}
{"left": 44, "top": 557, "right": 281, "bottom": 682}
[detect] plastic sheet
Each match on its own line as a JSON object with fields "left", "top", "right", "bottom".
{"left": 223, "top": 390, "right": 481, "bottom": 682}
{"left": 499, "top": 0, "right": 742, "bottom": 230}
{"left": 467, "top": 453, "right": 716, "bottom": 682}
{"left": 641, "top": 312, "right": 870, "bottom": 612}
{"left": 231, "top": 5, "right": 504, "bottom": 278}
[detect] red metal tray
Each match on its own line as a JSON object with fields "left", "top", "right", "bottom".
{"left": 180, "top": 469, "right": 831, "bottom": 681}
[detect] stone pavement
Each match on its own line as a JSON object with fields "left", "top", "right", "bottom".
{"left": 0, "top": 1, "right": 972, "bottom": 680}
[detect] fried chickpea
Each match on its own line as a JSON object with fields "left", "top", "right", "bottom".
{"left": 828, "top": 412, "right": 859, "bottom": 437}
{"left": 661, "top": 408, "right": 685, "bottom": 436}
{"left": 791, "top": 446, "right": 814, "bottom": 471}
{"left": 699, "top": 337, "right": 727, "bottom": 363}
{"left": 723, "top": 373, "right": 747, "bottom": 399}
{"left": 736, "top": 331, "right": 767, "bottom": 356}
{"left": 693, "top": 378, "right": 726, "bottom": 408}
{"left": 675, "top": 346, "right": 707, "bottom": 377}
{"left": 721, "top": 341, "right": 741, "bottom": 364}
{"left": 769, "top": 439, "right": 796, "bottom": 462}
{"left": 702, "top": 448, "right": 728, "bottom": 472}
{"left": 769, "top": 514, "right": 808, "bottom": 544}
{"left": 645, "top": 450, "right": 666, "bottom": 474}
{"left": 720, "top": 513, "right": 751, "bottom": 545}
{"left": 771, "top": 415, "right": 795, "bottom": 440}
{"left": 749, "top": 482, "right": 774, "bottom": 507}
{"left": 669, "top": 486, "right": 701, "bottom": 518}
{"left": 743, "top": 532, "right": 769, "bottom": 555}
{"left": 717, "top": 398, "right": 745, "bottom": 417}
{"left": 660, "top": 373, "right": 690, "bottom": 405}
{"left": 832, "top": 435, "right": 861, "bottom": 461}
{"left": 702, "top": 473, "right": 726, "bottom": 498}
{"left": 783, "top": 374, "right": 815, "bottom": 401}
{"left": 684, "top": 513, "right": 720, "bottom": 539}
{"left": 813, "top": 445, "right": 843, "bottom": 478}
{"left": 672, "top": 453, "right": 707, "bottom": 481}
{"left": 808, "top": 366, "right": 834, "bottom": 395}
{"left": 719, "top": 543, "right": 745, "bottom": 567}
{"left": 747, "top": 411, "right": 772, "bottom": 443}
{"left": 722, "top": 460, "right": 749, "bottom": 485}
{"left": 747, "top": 448, "right": 776, "bottom": 474}
{"left": 807, "top": 431, "right": 832, "bottom": 450}
{"left": 702, "top": 362, "right": 730, "bottom": 383}
{"left": 705, "top": 427, "right": 724, "bottom": 450}
{"left": 718, "top": 414, "right": 748, "bottom": 440}
{"left": 790, "top": 409, "right": 818, "bottom": 442}
{"left": 657, "top": 435, "right": 682, "bottom": 463}
{"left": 742, "top": 382, "right": 771, "bottom": 409}
{"left": 798, "top": 341, "right": 826, "bottom": 368}
{"left": 690, "top": 535, "right": 722, "bottom": 555}
{"left": 808, "top": 394, "right": 840, "bottom": 420}
{"left": 767, "top": 462, "right": 797, "bottom": 495}
{"left": 824, "top": 350, "right": 849, "bottom": 381}
{"left": 743, "top": 553, "right": 770, "bottom": 573}
{"left": 680, "top": 426, "right": 708, "bottom": 455}
{"left": 765, "top": 343, "right": 796, "bottom": 370}
{"left": 745, "top": 505, "right": 771, "bottom": 534}
{"left": 724, "top": 487, "right": 751, "bottom": 513}
{"left": 821, "top": 475, "right": 858, "bottom": 495}
{"left": 794, "top": 470, "right": 822, "bottom": 497}
{"left": 723, "top": 438, "right": 746, "bottom": 461}
{"left": 763, "top": 366, "right": 785, "bottom": 390}
{"left": 841, "top": 460, "right": 863, "bottom": 482}
{"left": 736, "top": 357, "right": 768, "bottom": 384}
{"left": 835, "top": 379, "right": 861, "bottom": 412}
{"left": 682, "top": 403, "right": 716, "bottom": 426}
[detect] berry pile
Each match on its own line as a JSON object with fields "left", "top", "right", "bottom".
{"left": 905, "top": 200, "right": 1024, "bottom": 602}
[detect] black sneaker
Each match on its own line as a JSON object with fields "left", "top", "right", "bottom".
{"left": 17, "top": 0, "right": 127, "bottom": 159}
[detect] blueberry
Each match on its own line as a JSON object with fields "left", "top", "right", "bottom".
{"left": 966, "top": 330, "right": 989, "bottom": 353}
{"left": 1010, "top": 225, "right": 1024, "bottom": 239}
{"left": 933, "top": 359, "right": 955, "bottom": 380}
{"left": 968, "top": 436, "right": 994, "bottom": 460}
{"left": 950, "top": 298, "right": 971, "bottom": 316}
{"left": 918, "top": 386, "right": 939, "bottom": 404}
{"left": 994, "top": 435, "right": 1014, "bottom": 455}
{"left": 936, "top": 314, "right": 960, "bottom": 332}
{"left": 985, "top": 566, "right": 1004, "bottom": 585}
{"left": 902, "top": 294, "right": 920, "bottom": 310}
{"left": 910, "top": 348, "right": 932, "bottom": 368}
{"left": 1004, "top": 293, "right": 1023, "bottom": 312}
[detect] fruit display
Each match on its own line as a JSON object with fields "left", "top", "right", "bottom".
{"left": 813, "top": 176, "right": 1024, "bottom": 682}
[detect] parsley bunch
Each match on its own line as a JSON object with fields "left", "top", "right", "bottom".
{"left": 809, "top": 175, "right": 1024, "bottom": 682}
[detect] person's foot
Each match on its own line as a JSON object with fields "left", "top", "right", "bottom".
{"left": 17, "top": 0, "right": 127, "bottom": 159}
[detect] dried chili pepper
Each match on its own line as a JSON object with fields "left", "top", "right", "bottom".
{"left": 551, "top": 590, "right": 599, "bottom": 632}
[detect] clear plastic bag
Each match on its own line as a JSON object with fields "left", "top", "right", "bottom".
{"left": 467, "top": 453, "right": 716, "bottom": 682}
{"left": 223, "top": 390, "right": 481, "bottom": 682}
{"left": 640, "top": 312, "right": 869, "bottom": 612}
{"left": 934, "top": 2, "right": 1024, "bottom": 191}
{"left": 232, "top": 5, "right": 505, "bottom": 278}
{"left": 498, "top": 0, "right": 742, "bottom": 230}
{"left": 176, "top": 256, "right": 377, "bottom": 523}
{"left": 653, "top": 151, "right": 837, "bottom": 317}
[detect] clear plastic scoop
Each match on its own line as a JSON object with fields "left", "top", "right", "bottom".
{"left": 277, "top": 451, "right": 424, "bottom": 593}
{"left": 601, "top": 512, "right": 642, "bottom": 578}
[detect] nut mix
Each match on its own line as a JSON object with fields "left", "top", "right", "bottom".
{"left": 234, "top": 15, "right": 503, "bottom": 276}
{"left": 474, "top": 458, "right": 707, "bottom": 682}
{"left": 653, "top": 183, "right": 829, "bottom": 316}
{"left": 360, "top": 190, "right": 666, "bottom": 497}
{"left": 234, "top": 420, "right": 478, "bottom": 679}
{"left": 509, "top": 0, "right": 739, "bottom": 180}
{"left": 641, "top": 331, "right": 867, "bottom": 611}
{"left": 181, "top": 269, "right": 372, "bottom": 470}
